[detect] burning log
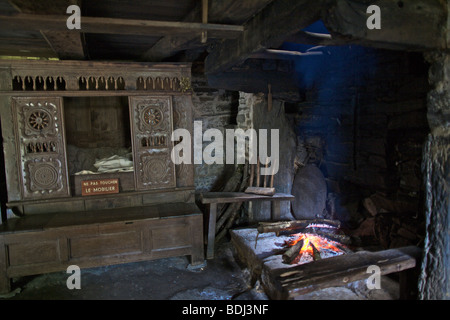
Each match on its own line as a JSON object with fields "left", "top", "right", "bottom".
{"left": 281, "top": 231, "right": 350, "bottom": 266}
{"left": 282, "top": 239, "right": 304, "bottom": 264}
{"left": 304, "top": 228, "right": 352, "bottom": 246}
{"left": 257, "top": 219, "right": 341, "bottom": 234}
{"left": 310, "top": 242, "right": 322, "bottom": 261}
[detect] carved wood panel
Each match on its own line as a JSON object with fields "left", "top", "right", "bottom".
{"left": 129, "top": 96, "right": 175, "bottom": 190}
{"left": 12, "top": 97, "right": 70, "bottom": 199}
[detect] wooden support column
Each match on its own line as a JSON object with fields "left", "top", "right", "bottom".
{"left": 201, "top": 0, "right": 208, "bottom": 44}
{"left": 0, "top": 239, "right": 10, "bottom": 294}
{"left": 206, "top": 203, "right": 217, "bottom": 259}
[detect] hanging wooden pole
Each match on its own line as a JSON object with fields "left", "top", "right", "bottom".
{"left": 201, "top": 0, "right": 208, "bottom": 43}
{"left": 268, "top": 83, "right": 272, "bottom": 112}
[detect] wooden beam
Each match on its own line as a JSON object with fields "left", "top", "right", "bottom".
{"left": 322, "top": 0, "right": 447, "bottom": 51}
{"left": 141, "top": 0, "right": 274, "bottom": 61}
{"left": 206, "top": 0, "right": 448, "bottom": 74}
{"left": 206, "top": 70, "right": 301, "bottom": 101}
{"left": 201, "top": 0, "right": 209, "bottom": 44}
{"left": 8, "top": 0, "right": 85, "bottom": 60}
{"left": 265, "top": 246, "right": 422, "bottom": 300}
{"left": 0, "top": 13, "right": 244, "bottom": 38}
{"left": 0, "top": 37, "right": 57, "bottom": 58}
{"left": 204, "top": 0, "right": 323, "bottom": 75}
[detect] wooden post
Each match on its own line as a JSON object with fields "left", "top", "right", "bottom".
{"left": 271, "top": 200, "right": 281, "bottom": 221}
{"left": 201, "top": 0, "right": 208, "bottom": 43}
{"left": 206, "top": 203, "right": 217, "bottom": 259}
{"left": 256, "top": 159, "right": 260, "bottom": 187}
{"left": 189, "top": 214, "right": 205, "bottom": 265}
{"left": 0, "top": 239, "right": 10, "bottom": 294}
{"left": 249, "top": 164, "right": 255, "bottom": 187}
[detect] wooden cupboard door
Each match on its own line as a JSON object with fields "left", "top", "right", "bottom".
{"left": 12, "top": 97, "right": 70, "bottom": 199}
{"left": 129, "top": 96, "right": 176, "bottom": 190}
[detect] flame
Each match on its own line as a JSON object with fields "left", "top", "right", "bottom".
{"left": 286, "top": 233, "right": 346, "bottom": 264}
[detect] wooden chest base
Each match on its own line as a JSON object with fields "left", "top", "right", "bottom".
{"left": 0, "top": 203, "right": 204, "bottom": 294}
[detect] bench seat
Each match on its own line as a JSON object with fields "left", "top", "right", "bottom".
{"left": 0, "top": 202, "right": 204, "bottom": 294}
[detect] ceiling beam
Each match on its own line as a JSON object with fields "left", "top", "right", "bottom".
{"left": 0, "top": 13, "right": 244, "bottom": 38}
{"left": 204, "top": 0, "right": 323, "bottom": 75}
{"left": 141, "top": 0, "right": 274, "bottom": 62}
{"left": 205, "top": 0, "right": 448, "bottom": 75}
{"left": 322, "top": 0, "right": 447, "bottom": 51}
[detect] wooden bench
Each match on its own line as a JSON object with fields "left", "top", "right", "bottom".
{"left": 0, "top": 203, "right": 204, "bottom": 294}
{"left": 200, "top": 192, "right": 295, "bottom": 259}
{"left": 262, "top": 246, "right": 422, "bottom": 300}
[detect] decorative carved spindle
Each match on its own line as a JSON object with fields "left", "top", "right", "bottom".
{"left": 149, "top": 77, "right": 154, "bottom": 90}
{"left": 99, "top": 76, "right": 105, "bottom": 90}
{"left": 156, "top": 77, "right": 162, "bottom": 90}
{"left": 118, "top": 77, "right": 125, "bottom": 90}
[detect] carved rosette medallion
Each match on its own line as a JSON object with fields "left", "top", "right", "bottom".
{"left": 140, "top": 155, "right": 173, "bottom": 187}
{"left": 136, "top": 99, "right": 170, "bottom": 134}
{"left": 21, "top": 102, "right": 58, "bottom": 137}
{"left": 26, "top": 160, "right": 62, "bottom": 192}
{"left": 143, "top": 107, "right": 163, "bottom": 127}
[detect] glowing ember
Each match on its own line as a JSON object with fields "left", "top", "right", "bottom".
{"left": 285, "top": 233, "right": 348, "bottom": 265}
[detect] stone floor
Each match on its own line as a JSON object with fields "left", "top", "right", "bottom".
{"left": 0, "top": 238, "right": 400, "bottom": 300}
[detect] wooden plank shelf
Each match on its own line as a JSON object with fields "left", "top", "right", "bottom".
{"left": 199, "top": 192, "right": 294, "bottom": 204}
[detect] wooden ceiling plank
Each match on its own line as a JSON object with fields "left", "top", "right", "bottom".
{"left": 7, "top": 0, "right": 86, "bottom": 60}
{"left": 205, "top": 0, "right": 323, "bottom": 75}
{"left": 0, "top": 13, "right": 243, "bottom": 38}
{"left": 141, "top": 0, "right": 274, "bottom": 62}
{"left": 41, "top": 30, "right": 85, "bottom": 60}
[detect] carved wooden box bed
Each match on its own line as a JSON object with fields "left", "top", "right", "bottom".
{"left": 0, "top": 60, "right": 204, "bottom": 294}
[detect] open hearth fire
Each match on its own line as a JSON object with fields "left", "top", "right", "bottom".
{"left": 256, "top": 219, "right": 351, "bottom": 266}
{"left": 231, "top": 219, "right": 422, "bottom": 300}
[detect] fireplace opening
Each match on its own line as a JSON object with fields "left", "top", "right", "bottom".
{"left": 223, "top": 44, "right": 430, "bottom": 299}
{"left": 63, "top": 96, "right": 134, "bottom": 195}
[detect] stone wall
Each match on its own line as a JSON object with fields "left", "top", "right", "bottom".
{"left": 191, "top": 72, "right": 239, "bottom": 192}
